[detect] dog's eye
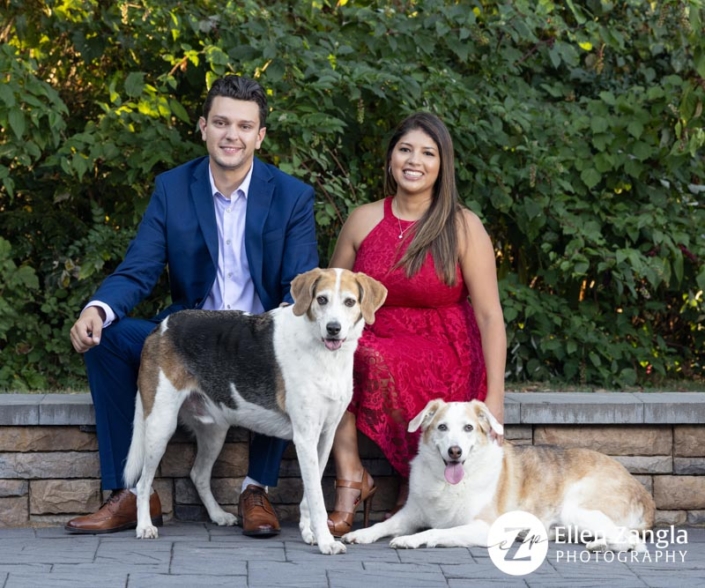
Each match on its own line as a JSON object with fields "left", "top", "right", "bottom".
{"left": 438, "top": 424, "right": 448, "bottom": 431}
{"left": 317, "top": 296, "right": 328, "bottom": 305}
{"left": 464, "top": 424, "right": 474, "bottom": 432}
{"left": 344, "top": 298, "right": 356, "bottom": 307}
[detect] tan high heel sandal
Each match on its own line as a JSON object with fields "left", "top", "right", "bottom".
{"left": 327, "top": 469, "right": 377, "bottom": 538}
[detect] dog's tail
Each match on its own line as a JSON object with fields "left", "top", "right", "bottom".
{"left": 123, "top": 393, "right": 145, "bottom": 488}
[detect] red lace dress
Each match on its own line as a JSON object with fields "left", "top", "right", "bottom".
{"left": 350, "top": 197, "right": 487, "bottom": 478}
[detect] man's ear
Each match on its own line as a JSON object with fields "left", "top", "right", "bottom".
{"left": 408, "top": 399, "right": 445, "bottom": 433}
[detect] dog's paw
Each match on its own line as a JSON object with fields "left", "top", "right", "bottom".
{"left": 341, "top": 530, "right": 373, "bottom": 545}
{"left": 299, "top": 525, "right": 316, "bottom": 545}
{"left": 136, "top": 525, "right": 159, "bottom": 539}
{"left": 586, "top": 538, "right": 608, "bottom": 552}
{"left": 390, "top": 535, "right": 422, "bottom": 549}
{"left": 317, "top": 539, "right": 347, "bottom": 555}
{"left": 211, "top": 511, "right": 237, "bottom": 526}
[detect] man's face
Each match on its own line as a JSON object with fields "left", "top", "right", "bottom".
{"left": 199, "top": 96, "right": 266, "bottom": 174}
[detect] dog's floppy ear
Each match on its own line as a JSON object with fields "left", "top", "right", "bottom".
{"left": 408, "top": 399, "right": 445, "bottom": 433}
{"left": 472, "top": 400, "right": 504, "bottom": 437}
{"left": 291, "top": 268, "right": 324, "bottom": 316}
{"left": 355, "top": 272, "right": 388, "bottom": 325}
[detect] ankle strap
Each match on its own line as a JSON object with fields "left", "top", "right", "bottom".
{"left": 334, "top": 479, "right": 363, "bottom": 490}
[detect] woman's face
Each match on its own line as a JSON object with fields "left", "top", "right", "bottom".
{"left": 389, "top": 128, "right": 440, "bottom": 199}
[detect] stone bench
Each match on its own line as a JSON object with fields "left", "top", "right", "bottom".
{"left": 1, "top": 392, "right": 704, "bottom": 528}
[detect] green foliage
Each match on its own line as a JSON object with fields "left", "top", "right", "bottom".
{"left": 1, "top": 0, "right": 703, "bottom": 389}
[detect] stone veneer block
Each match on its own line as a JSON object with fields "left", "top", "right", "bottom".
{"left": 534, "top": 425, "right": 671, "bottom": 455}
{"left": 0, "top": 497, "right": 29, "bottom": 527}
{"left": 39, "top": 394, "right": 95, "bottom": 425}
{"left": 503, "top": 396, "right": 521, "bottom": 424}
{"left": 29, "top": 479, "right": 102, "bottom": 514}
{"left": 674, "top": 426, "right": 705, "bottom": 457}
{"left": 504, "top": 425, "right": 533, "bottom": 441}
{"left": 674, "top": 457, "right": 705, "bottom": 475}
{"left": 641, "top": 393, "right": 705, "bottom": 424}
{"left": 687, "top": 510, "right": 705, "bottom": 525}
{"left": 612, "top": 455, "right": 672, "bottom": 474}
{"left": 0, "top": 480, "right": 28, "bottom": 498}
{"left": 633, "top": 475, "right": 653, "bottom": 494}
{"left": 152, "top": 478, "right": 174, "bottom": 514}
{"left": 0, "top": 426, "right": 97, "bottom": 452}
{"left": 159, "top": 442, "right": 248, "bottom": 478}
{"left": 174, "top": 477, "right": 243, "bottom": 505}
{"left": 268, "top": 477, "right": 303, "bottom": 504}
{"left": 654, "top": 476, "right": 705, "bottom": 509}
{"left": 0, "top": 452, "right": 100, "bottom": 479}
{"left": 0, "top": 395, "right": 42, "bottom": 426}
{"left": 517, "top": 393, "right": 644, "bottom": 424}
{"left": 654, "top": 510, "right": 687, "bottom": 526}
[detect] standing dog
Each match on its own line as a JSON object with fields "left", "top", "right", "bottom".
{"left": 123, "top": 268, "right": 387, "bottom": 555}
{"left": 344, "top": 399, "right": 655, "bottom": 552}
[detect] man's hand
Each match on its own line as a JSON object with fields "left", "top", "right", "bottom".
{"left": 70, "top": 306, "right": 106, "bottom": 353}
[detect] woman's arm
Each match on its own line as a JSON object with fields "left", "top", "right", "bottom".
{"left": 458, "top": 209, "right": 507, "bottom": 427}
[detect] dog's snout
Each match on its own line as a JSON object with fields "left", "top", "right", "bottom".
{"left": 448, "top": 445, "right": 462, "bottom": 460}
{"left": 326, "top": 321, "right": 341, "bottom": 337}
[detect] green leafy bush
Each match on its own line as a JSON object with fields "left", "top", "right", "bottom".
{"left": 1, "top": 0, "right": 703, "bottom": 390}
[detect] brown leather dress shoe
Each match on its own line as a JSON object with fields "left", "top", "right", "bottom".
{"left": 64, "top": 489, "right": 163, "bottom": 534}
{"left": 238, "top": 485, "right": 280, "bottom": 537}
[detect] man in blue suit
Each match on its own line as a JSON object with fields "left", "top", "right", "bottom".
{"left": 66, "top": 75, "right": 318, "bottom": 536}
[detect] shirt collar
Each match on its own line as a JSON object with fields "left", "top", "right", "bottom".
{"left": 208, "top": 162, "right": 254, "bottom": 200}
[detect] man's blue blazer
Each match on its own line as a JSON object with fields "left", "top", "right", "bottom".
{"left": 91, "top": 155, "right": 319, "bottom": 319}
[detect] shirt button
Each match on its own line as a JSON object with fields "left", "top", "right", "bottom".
{"left": 226, "top": 239, "right": 231, "bottom": 245}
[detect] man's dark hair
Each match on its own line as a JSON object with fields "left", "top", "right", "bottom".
{"left": 202, "top": 75, "right": 268, "bottom": 128}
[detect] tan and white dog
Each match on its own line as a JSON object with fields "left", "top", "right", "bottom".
{"left": 344, "top": 399, "right": 655, "bottom": 552}
{"left": 123, "top": 268, "right": 387, "bottom": 555}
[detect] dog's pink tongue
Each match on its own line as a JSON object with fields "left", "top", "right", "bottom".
{"left": 324, "top": 339, "right": 343, "bottom": 351}
{"left": 444, "top": 462, "right": 464, "bottom": 485}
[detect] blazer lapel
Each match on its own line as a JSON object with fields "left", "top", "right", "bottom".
{"left": 191, "top": 157, "right": 218, "bottom": 269}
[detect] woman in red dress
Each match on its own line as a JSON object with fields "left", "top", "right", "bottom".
{"left": 326, "top": 112, "right": 506, "bottom": 537}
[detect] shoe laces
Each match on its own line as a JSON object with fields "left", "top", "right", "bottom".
{"left": 102, "top": 490, "right": 125, "bottom": 508}
{"left": 243, "top": 489, "right": 267, "bottom": 509}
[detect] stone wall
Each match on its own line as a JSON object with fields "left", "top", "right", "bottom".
{"left": 1, "top": 392, "right": 704, "bottom": 528}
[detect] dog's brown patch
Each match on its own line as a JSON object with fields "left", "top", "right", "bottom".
{"left": 139, "top": 326, "right": 196, "bottom": 418}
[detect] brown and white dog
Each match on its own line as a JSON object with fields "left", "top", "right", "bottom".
{"left": 343, "top": 399, "right": 655, "bottom": 552}
{"left": 123, "top": 268, "right": 387, "bottom": 555}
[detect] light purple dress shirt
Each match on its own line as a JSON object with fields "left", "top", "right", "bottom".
{"left": 89, "top": 162, "right": 263, "bottom": 327}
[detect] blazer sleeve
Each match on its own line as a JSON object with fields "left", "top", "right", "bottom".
{"left": 89, "top": 181, "right": 169, "bottom": 321}
{"left": 280, "top": 184, "right": 319, "bottom": 305}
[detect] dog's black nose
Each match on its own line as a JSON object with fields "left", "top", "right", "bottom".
{"left": 326, "top": 321, "right": 341, "bottom": 336}
{"left": 448, "top": 446, "right": 462, "bottom": 460}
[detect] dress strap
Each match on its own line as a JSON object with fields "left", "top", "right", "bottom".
{"left": 383, "top": 196, "right": 394, "bottom": 218}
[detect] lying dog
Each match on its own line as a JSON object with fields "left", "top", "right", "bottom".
{"left": 344, "top": 399, "right": 655, "bottom": 552}
{"left": 123, "top": 268, "right": 387, "bottom": 555}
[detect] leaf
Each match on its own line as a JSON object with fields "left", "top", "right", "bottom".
{"left": 632, "top": 142, "right": 652, "bottom": 161}
{"left": 124, "top": 72, "right": 145, "bottom": 98}
{"left": 169, "top": 99, "right": 190, "bottom": 123}
{"left": 580, "top": 168, "right": 601, "bottom": 189}
{"left": 627, "top": 121, "right": 644, "bottom": 139}
{"left": 0, "top": 84, "right": 15, "bottom": 107}
{"left": 590, "top": 117, "right": 609, "bottom": 133}
{"left": 8, "top": 108, "right": 25, "bottom": 139}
